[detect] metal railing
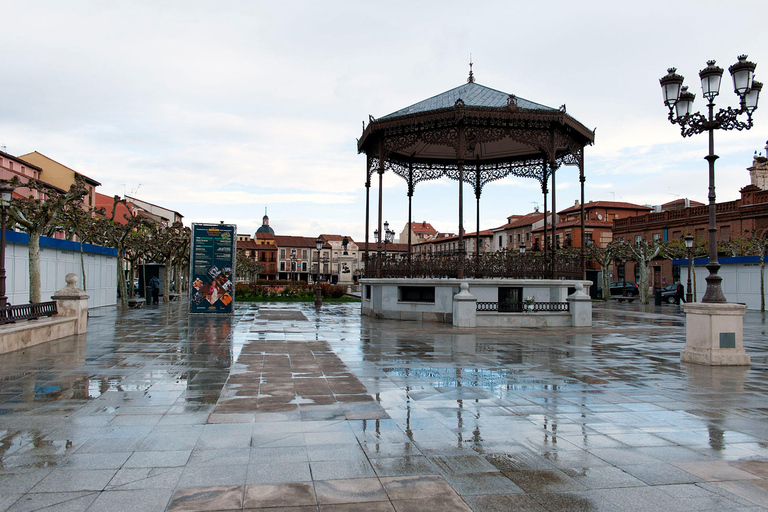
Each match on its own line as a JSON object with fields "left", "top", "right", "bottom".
{"left": 363, "top": 250, "right": 584, "bottom": 279}
{"left": 476, "top": 301, "right": 570, "bottom": 313}
{"left": 0, "top": 301, "right": 58, "bottom": 325}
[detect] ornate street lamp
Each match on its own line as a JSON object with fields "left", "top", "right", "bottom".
{"left": 685, "top": 234, "right": 694, "bottom": 303}
{"left": 660, "top": 56, "right": 760, "bottom": 302}
{"left": 290, "top": 248, "right": 297, "bottom": 285}
{"left": 315, "top": 238, "right": 323, "bottom": 307}
{"left": 0, "top": 180, "right": 14, "bottom": 311}
{"left": 374, "top": 221, "right": 395, "bottom": 277}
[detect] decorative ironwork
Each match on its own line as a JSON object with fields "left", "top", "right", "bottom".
{"left": 667, "top": 105, "right": 754, "bottom": 138}
{"left": 476, "top": 301, "right": 570, "bottom": 313}
{"left": 364, "top": 250, "right": 583, "bottom": 279}
{"left": 0, "top": 301, "right": 58, "bottom": 325}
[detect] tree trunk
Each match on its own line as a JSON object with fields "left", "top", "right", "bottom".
{"left": 28, "top": 232, "right": 42, "bottom": 303}
{"left": 761, "top": 252, "right": 765, "bottom": 312}
{"left": 117, "top": 249, "right": 128, "bottom": 306}
{"left": 163, "top": 261, "right": 171, "bottom": 302}
{"left": 638, "top": 259, "right": 650, "bottom": 304}
{"left": 601, "top": 262, "right": 611, "bottom": 300}
{"left": 79, "top": 240, "right": 87, "bottom": 292}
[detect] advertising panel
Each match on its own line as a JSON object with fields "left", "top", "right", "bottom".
{"left": 189, "top": 223, "right": 236, "bottom": 314}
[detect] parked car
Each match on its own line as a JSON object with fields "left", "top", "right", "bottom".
{"left": 609, "top": 281, "right": 639, "bottom": 297}
{"left": 660, "top": 284, "right": 678, "bottom": 303}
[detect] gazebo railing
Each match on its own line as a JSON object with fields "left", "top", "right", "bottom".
{"left": 477, "top": 301, "right": 570, "bottom": 313}
{"left": 363, "top": 250, "right": 584, "bottom": 279}
{"left": 0, "top": 301, "right": 58, "bottom": 325}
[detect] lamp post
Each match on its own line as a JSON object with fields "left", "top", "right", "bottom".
{"left": 660, "top": 56, "right": 761, "bottom": 303}
{"left": 0, "top": 180, "right": 14, "bottom": 311}
{"left": 685, "top": 234, "right": 694, "bottom": 303}
{"left": 374, "top": 221, "right": 395, "bottom": 276}
{"left": 621, "top": 257, "right": 627, "bottom": 297}
{"left": 290, "top": 249, "right": 297, "bottom": 285}
{"left": 315, "top": 238, "right": 323, "bottom": 307}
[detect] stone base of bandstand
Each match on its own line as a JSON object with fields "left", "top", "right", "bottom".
{"left": 681, "top": 302, "right": 750, "bottom": 366}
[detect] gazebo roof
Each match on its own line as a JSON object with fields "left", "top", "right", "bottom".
{"left": 382, "top": 82, "right": 556, "bottom": 120}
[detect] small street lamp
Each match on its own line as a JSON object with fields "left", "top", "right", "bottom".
{"left": 660, "top": 56, "right": 761, "bottom": 302}
{"left": 374, "top": 221, "right": 395, "bottom": 276}
{"left": 315, "top": 238, "right": 323, "bottom": 307}
{"left": 685, "top": 234, "right": 694, "bottom": 303}
{"left": 0, "top": 180, "right": 14, "bottom": 311}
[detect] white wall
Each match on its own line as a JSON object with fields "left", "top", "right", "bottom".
{"left": 685, "top": 257, "right": 768, "bottom": 310}
{"left": 5, "top": 233, "right": 118, "bottom": 309}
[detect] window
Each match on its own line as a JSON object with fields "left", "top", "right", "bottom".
{"left": 280, "top": 249, "right": 286, "bottom": 259}
{"left": 653, "top": 233, "right": 661, "bottom": 242}
{"left": 302, "top": 263, "right": 307, "bottom": 271}
{"left": 517, "top": 233, "right": 521, "bottom": 242}
{"left": 635, "top": 235, "right": 642, "bottom": 245}
{"left": 261, "top": 253, "right": 266, "bottom": 262}
{"left": 526, "top": 232, "right": 531, "bottom": 241}
{"left": 498, "top": 235, "right": 502, "bottom": 247}
{"left": 302, "top": 249, "right": 308, "bottom": 260}
{"left": 280, "top": 262, "right": 285, "bottom": 271}
{"left": 399, "top": 286, "right": 435, "bottom": 303}
{"left": 720, "top": 225, "right": 731, "bottom": 241}
{"left": 508, "top": 235, "right": 513, "bottom": 244}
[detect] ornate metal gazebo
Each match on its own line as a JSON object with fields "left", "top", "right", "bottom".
{"left": 358, "top": 69, "right": 595, "bottom": 279}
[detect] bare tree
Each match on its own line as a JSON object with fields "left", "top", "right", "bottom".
{"left": 585, "top": 240, "right": 623, "bottom": 300}
{"left": 621, "top": 239, "right": 661, "bottom": 305}
{"left": 7, "top": 177, "right": 88, "bottom": 303}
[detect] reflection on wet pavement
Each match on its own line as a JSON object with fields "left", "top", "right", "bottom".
{"left": 1, "top": 300, "right": 768, "bottom": 510}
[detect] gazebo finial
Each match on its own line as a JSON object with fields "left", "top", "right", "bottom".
{"left": 467, "top": 54, "right": 475, "bottom": 83}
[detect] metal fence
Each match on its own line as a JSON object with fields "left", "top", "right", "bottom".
{"left": 0, "top": 301, "right": 58, "bottom": 325}
{"left": 476, "top": 301, "right": 570, "bottom": 313}
{"left": 363, "top": 250, "right": 584, "bottom": 279}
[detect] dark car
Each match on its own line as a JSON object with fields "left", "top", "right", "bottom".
{"left": 609, "top": 281, "right": 639, "bottom": 297}
{"left": 661, "top": 283, "right": 679, "bottom": 303}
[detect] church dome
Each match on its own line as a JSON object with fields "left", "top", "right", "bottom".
{"left": 256, "top": 212, "right": 275, "bottom": 235}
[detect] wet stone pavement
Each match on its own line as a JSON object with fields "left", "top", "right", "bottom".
{"left": 2, "top": 300, "right": 768, "bottom": 510}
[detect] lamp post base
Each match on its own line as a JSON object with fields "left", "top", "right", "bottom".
{"left": 681, "top": 302, "right": 750, "bottom": 366}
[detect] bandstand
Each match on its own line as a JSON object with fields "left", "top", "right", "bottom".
{"left": 358, "top": 68, "right": 595, "bottom": 327}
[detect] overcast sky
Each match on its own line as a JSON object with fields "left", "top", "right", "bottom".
{"left": 2, "top": 1, "right": 767, "bottom": 241}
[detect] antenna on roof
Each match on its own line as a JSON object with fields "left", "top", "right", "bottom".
{"left": 467, "top": 54, "right": 475, "bottom": 83}
{"left": 0, "top": 144, "right": 6, "bottom": 153}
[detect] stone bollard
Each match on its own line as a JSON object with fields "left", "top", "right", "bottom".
{"left": 567, "top": 282, "right": 592, "bottom": 327}
{"left": 452, "top": 282, "right": 477, "bottom": 327}
{"left": 51, "top": 273, "right": 89, "bottom": 335}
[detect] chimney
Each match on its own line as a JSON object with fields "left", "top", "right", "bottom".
{"left": 574, "top": 200, "right": 579, "bottom": 206}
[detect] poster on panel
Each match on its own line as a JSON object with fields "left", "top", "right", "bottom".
{"left": 189, "top": 223, "right": 236, "bottom": 314}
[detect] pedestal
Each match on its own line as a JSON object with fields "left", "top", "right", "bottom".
{"left": 452, "top": 282, "right": 476, "bottom": 327}
{"left": 681, "top": 302, "right": 750, "bottom": 366}
{"left": 567, "top": 282, "right": 592, "bottom": 327}
{"left": 51, "top": 273, "right": 89, "bottom": 335}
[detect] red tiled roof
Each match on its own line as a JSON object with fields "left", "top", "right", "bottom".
{"left": 531, "top": 218, "right": 614, "bottom": 233}
{"left": 495, "top": 212, "right": 545, "bottom": 230}
{"left": 237, "top": 239, "right": 258, "bottom": 250}
{"left": 273, "top": 235, "right": 326, "bottom": 248}
{"left": 359, "top": 242, "right": 410, "bottom": 252}
{"left": 320, "top": 234, "right": 355, "bottom": 242}
{"left": 409, "top": 222, "right": 437, "bottom": 234}
{"left": 558, "top": 201, "right": 652, "bottom": 215}
{"left": 95, "top": 192, "right": 135, "bottom": 225}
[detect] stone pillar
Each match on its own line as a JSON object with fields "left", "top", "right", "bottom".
{"left": 452, "top": 282, "right": 476, "bottom": 327}
{"left": 567, "top": 282, "right": 592, "bottom": 327}
{"left": 51, "top": 273, "right": 89, "bottom": 335}
{"left": 338, "top": 254, "right": 356, "bottom": 291}
{"left": 681, "top": 303, "right": 750, "bottom": 366}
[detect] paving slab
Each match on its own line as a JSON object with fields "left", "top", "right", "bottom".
{"left": 2, "top": 300, "right": 768, "bottom": 510}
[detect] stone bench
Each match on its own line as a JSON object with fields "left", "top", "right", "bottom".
{"left": 128, "top": 298, "right": 145, "bottom": 308}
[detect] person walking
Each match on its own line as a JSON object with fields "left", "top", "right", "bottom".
{"left": 149, "top": 275, "right": 160, "bottom": 305}
{"left": 675, "top": 280, "right": 686, "bottom": 305}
